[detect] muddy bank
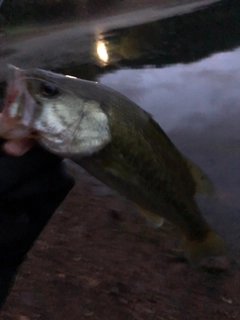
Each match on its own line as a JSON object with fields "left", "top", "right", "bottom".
{"left": 1, "top": 162, "right": 239, "bottom": 320}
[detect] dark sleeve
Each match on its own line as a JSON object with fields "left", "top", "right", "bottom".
{"left": 0, "top": 143, "right": 75, "bottom": 308}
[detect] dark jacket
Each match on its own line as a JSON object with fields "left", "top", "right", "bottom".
{"left": 0, "top": 143, "right": 74, "bottom": 308}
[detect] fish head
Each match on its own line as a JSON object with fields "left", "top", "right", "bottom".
{"left": 0, "top": 65, "right": 110, "bottom": 156}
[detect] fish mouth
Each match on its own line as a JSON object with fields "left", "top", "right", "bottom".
{"left": 0, "top": 65, "right": 36, "bottom": 140}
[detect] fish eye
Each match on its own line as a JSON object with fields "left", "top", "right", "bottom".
{"left": 40, "top": 82, "right": 59, "bottom": 98}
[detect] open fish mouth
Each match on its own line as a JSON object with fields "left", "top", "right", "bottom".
{"left": 0, "top": 65, "right": 36, "bottom": 140}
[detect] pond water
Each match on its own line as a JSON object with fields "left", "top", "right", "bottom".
{"left": 60, "top": 0, "right": 240, "bottom": 258}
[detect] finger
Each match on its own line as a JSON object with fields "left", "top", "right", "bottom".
{"left": 2, "top": 139, "right": 36, "bottom": 156}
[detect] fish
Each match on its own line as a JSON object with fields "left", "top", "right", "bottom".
{"left": 0, "top": 65, "right": 227, "bottom": 268}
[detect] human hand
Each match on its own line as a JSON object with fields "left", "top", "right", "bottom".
{"left": 0, "top": 110, "right": 36, "bottom": 156}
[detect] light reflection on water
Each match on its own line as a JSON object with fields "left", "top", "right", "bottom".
{"left": 98, "top": 48, "right": 240, "bottom": 257}
{"left": 96, "top": 40, "right": 109, "bottom": 64}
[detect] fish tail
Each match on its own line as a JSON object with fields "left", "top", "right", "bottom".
{"left": 184, "top": 230, "right": 228, "bottom": 270}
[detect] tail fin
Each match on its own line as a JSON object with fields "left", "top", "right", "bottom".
{"left": 184, "top": 230, "right": 229, "bottom": 271}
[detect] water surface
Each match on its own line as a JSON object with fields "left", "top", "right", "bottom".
{"left": 83, "top": 0, "right": 240, "bottom": 258}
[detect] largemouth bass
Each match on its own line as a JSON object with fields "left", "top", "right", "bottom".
{"left": 0, "top": 65, "right": 227, "bottom": 267}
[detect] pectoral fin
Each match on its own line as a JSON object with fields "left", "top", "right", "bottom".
{"left": 183, "top": 156, "right": 215, "bottom": 196}
{"left": 136, "top": 206, "right": 164, "bottom": 227}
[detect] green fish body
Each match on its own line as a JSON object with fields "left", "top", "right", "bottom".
{"left": 0, "top": 65, "right": 227, "bottom": 266}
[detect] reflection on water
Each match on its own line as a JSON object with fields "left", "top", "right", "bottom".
{"left": 98, "top": 48, "right": 240, "bottom": 131}
{"left": 99, "top": 0, "right": 240, "bottom": 68}
{"left": 53, "top": 1, "right": 240, "bottom": 85}
{"left": 96, "top": 40, "right": 109, "bottom": 64}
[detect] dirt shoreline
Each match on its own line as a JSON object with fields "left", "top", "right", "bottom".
{"left": 1, "top": 161, "right": 239, "bottom": 320}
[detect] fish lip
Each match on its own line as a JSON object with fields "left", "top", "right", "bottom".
{"left": 0, "top": 65, "right": 36, "bottom": 139}
{"left": 3, "top": 65, "right": 25, "bottom": 117}
{"left": 2, "top": 65, "right": 21, "bottom": 111}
